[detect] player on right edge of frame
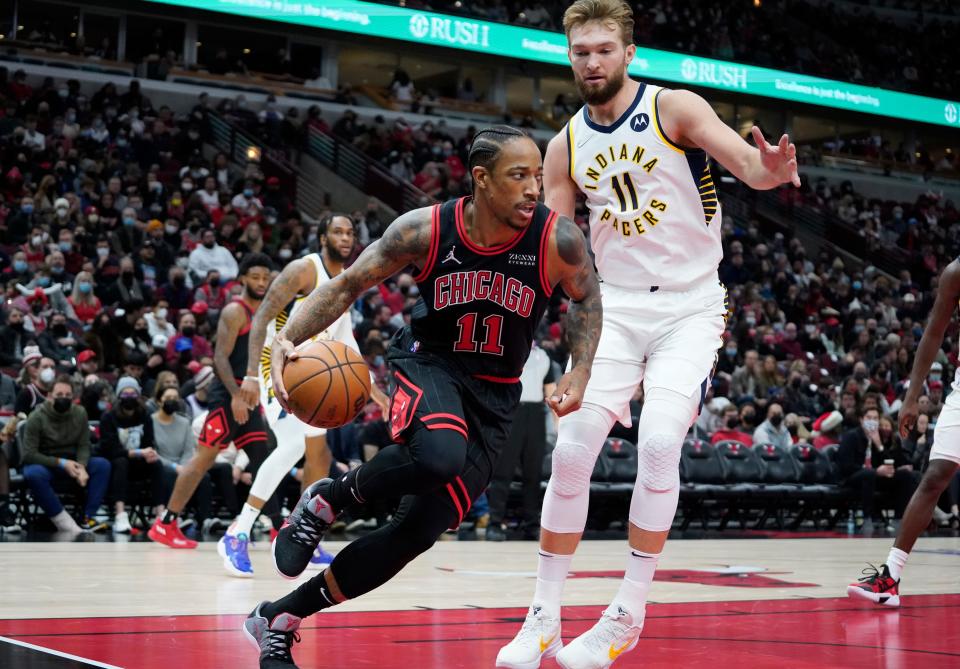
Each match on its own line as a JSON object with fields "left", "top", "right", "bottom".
{"left": 498, "top": 1, "right": 802, "bottom": 667}
{"left": 847, "top": 259, "right": 960, "bottom": 607}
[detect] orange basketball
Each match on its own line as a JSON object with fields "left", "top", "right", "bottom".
{"left": 281, "top": 340, "right": 372, "bottom": 429}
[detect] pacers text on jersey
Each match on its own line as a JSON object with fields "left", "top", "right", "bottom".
{"left": 433, "top": 270, "right": 536, "bottom": 317}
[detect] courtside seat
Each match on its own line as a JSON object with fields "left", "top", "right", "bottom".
{"left": 601, "top": 438, "right": 638, "bottom": 493}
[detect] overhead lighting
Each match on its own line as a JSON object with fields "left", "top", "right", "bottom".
{"left": 753, "top": 0, "right": 761, "bottom": 6}
{"left": 242, "top": 48, "right": 251, "bottom": 54}
{"left": 196, "top": 41, "right": 202, "bottom": 46}
{"left": 246, "top": 146, "right": 261, "bottom": 162}
{"left": 70, "top": 32, "right": 76, "bottom": 38}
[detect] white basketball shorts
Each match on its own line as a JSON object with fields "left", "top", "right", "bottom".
{"left": 577, "top": 277, "right": 728, "bottom": 426}
{"left": 931, "top": 390, "right": 960, "bottom": 465}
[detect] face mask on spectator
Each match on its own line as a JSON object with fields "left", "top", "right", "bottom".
{"left": 31, "top": 235, "right": 43, "bottom": 247}
{"left": 38, "top": 276, "right": 51, "bottom": 287}
{"left": 209, "top": 277, "right": 220, "bottom": 287}
{"left": 11, "top": 321, "right": 24, "bottom": 332}
{"left": 97, "top": 247, "right": 110, "bottom": 257}
{"left": 804, "top": 324, "right": 816, "bottom": 335}
{"left": 854, "top": 370, "right": 866, "bottom": 380}
{"left": 162, "top": 399, "right": 178, "bottom": 415}
{"left": 59, "top": 241, "right": 72, "bottom": 252}
{"left": 181, "top": 181, "right": 193, "bottom": 192}
{"left": 880, "top": 429, "right": 893, "bottom": 441}
{"left": 769, "top": 414, "right": 783, "bottom": 428}
{"left": 202, "top": 238, "right": 215, "bottom": 249}
{"left": 725, "top": 347, "right": 736, "bottom": 357}
{"left": 123, "top": 217, "right": 136, "bottom": 227}
{"left": 853, "top": 281, "right": 862, "bottom": 291}
{"left": 745, "top": 316, "right": 757, "bottom": 326}
{"left": 57, "top": 208, "right": 69, "bottom": 219}
{"left": 53, "top": 397, "right": 72, "bottom": 413}
{"left": 930, "top": 373, "right": 942, "bottom": 382}
{"left": 243, "top": 188, "right": 254, "bottom": 198}
{"left": 171, "top": 197, "right": 182, "bottom": 207}
{"left": 31, "top": 303, "right": 43, "bottom": 315}
{"left": 14, "top": 260, "right": 27, "bottom": 273}
{"left": 97, "top": 400, "right": 109, "bottom": 412}
{"left": 181, "top": 326, "right": 196, "bottom": 337}
{"left": 741, "top": 411, "right": 755, "bottom": 426}
{"left": 173, "top": 275, "right": 186, "bottom": 288}
{"left": 52, "top": 323, "right": 67, "bottom": 336}
{"left": 726, "top": 416, "right": 739, "bottom": 429}
{"left": 853, "top": 325, "right": 864, "bottom": 334}
{"left": 151, "top": 181, "right": 163, "bottom": 193}
{"left": 278, "top": 249, "right": 293, "bottom": 259}
{"left": 22, "top": 203, "right": 34, "bottom": 214}
{"left": 119, "top": 394, "right": 139, "bottom": 410}
{"left": 66, "top": 112, "right": 76, "bottom": 123}
{"left": 40, "top": 368, "right": 56, "bottom": 385}
{"left": 165, "top": 223, "right": 178, "bottom": 235}
{"left": 78, "top": 281, "right": 92, "bottom": 294}
{"left": 373, "top": 355, "right": 384, "bottom": 367}
{"left": 863, "top": 418, "right": 879, "bottom": 432}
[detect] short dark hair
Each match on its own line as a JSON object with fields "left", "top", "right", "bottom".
{"left": 239, "top": 252, "right": 273, "bottom": 275}
{"left": 319, "top": 213, "right": 353, "bottom": 237}
{"left": 468, "top": 125, "right": 528, "bottom": 172}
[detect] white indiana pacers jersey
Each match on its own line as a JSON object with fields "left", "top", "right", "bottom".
{"left": 259, "top": 253, "right": 358, "bottom": 391}
{"left": 566, "top": 83, "right": 723, "bottom": 288}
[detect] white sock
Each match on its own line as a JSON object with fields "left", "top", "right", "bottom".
{"left": 532, "top": 549, "right": 573, "bottom": 617}
{"left": 233, "top": 503, "right": 261, "bottom": 537}
{"left": 52, "top": 510, "right": 80, "bottom": 532}
{"left": 610, "top": 549, "right": 659, "bottom": 621}
{"left": 886, "top": 547, "right": 909, "bottom": 581}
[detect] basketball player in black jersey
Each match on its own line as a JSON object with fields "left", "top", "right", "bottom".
{"left": 149, "top": 253, "right": 274, "bottom": 549}
{"left": 241, "top": 126, "right": 603, "bottom": 668}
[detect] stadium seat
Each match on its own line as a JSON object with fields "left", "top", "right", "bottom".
{"left": 679, "top": 439, "right": 726, "bottom": 530}
{"left": 714, "top": 440, "right": 763, "bottom": 529}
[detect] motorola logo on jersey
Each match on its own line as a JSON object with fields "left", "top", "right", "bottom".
{"left": 630, "top": 113, "right": 650, "bottom": 133}
{"left": 433, "top": 270, "right": 536, "bottom": 317}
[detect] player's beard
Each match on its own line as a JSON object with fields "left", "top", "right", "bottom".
{"left": 324, "top": 242, "right": 351, "bottom": 264}
{"left": 245, "top": 284, "right": 265, "bottom": 301}
{"left": 574, "top": 67, "right": 626, "bottom": 106}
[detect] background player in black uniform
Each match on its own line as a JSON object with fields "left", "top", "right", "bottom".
{"left": 242, "top": 126, "right": 602, "bottom": 669}
{"left": 149, "top": 253, "right": 274, "bottom": 549}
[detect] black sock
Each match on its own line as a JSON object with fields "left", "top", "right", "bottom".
{"left": 162, "top": 509, "right": 180, "bottom": 524}
{"left": 262, "top": 571, "right": 339, "bottom": 620}
{"left": 324, "top": 467, "right": 363, "bottom": 511}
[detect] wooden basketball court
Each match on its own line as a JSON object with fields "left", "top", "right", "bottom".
{"left": 1, "top": 534, "right": 958, "bottom": 668}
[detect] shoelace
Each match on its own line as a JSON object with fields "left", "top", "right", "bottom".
{"left": 290, "top": 510, "right": 325, "bottom": 547}
{"left": 581, "top": 614, "right": 633, "bottom": 653}
{"left": 513, "top": 613, "right": 551, "bottom": 644}
{"left": 262, "top": 629, "right": 300, "bottom": 660}
{"left": 857, "top": 563, "right": 884, "bottom": 584}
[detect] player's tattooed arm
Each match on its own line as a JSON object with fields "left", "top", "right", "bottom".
{"left": 546, "top": 216, "right": 602, "bottom": 417}
{"left": 279, "top": 207, "right": 433, "bottom": 347}
{"left": 245, "top": 259, "right": 313, "bottom": 377}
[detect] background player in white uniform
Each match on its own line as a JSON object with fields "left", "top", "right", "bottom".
{"left": 498, "top": 2, "right": 801, "bottom": 667}
{"left": 219, "top": 214, "right": 388, "bottom": 577}
{"left": 847, "top": 258, "right": 960, "bottom": 607}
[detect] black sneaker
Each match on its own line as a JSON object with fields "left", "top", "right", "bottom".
{"left": 272, "top": 478, "right": 337, "bottom": 579}
{"left": 485, "top": 524, "right": 507, "bottom": 542}
{"left": 243, "top": 601, "right": 302, "bottom": 668}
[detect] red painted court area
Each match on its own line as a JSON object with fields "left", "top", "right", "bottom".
{"left": 2, "top": 595, "right": 959, "bottom": 669}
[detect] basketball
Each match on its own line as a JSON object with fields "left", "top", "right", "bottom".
{"left": 281, "top": 340, "right": 371, "bottom": 429}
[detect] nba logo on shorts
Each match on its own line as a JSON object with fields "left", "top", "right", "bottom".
{"left": 410, "top": 340, "right": 420, "bottom": 352}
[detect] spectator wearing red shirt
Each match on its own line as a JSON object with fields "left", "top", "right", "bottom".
{"left": 68, "top": 271, "right": 102, "bottom": 325}
{"left": 812, "top": 411, "right": 843, "bottom": 450}
{"left": 164, "top": 312, "right": 213, "bottom": 367}
{"left": 776, "top": 322, "right": 804, "bottom": 360}
{"left": 711, "top": 406, "right": 754, "bottom": 446}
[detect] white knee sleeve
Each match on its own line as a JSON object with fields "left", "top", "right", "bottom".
{"left": 629, "top": 387, "right": 698, "bottom": 532}
{"left": 541, "top": 403, "right": 617, "bottom": 534}
{"left": 249, "top": 422, "right": 306, "bottom": 501}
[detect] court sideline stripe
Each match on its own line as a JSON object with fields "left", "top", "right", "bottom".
{"left": 0, "top": 635, "right": 124, "bottom": 668}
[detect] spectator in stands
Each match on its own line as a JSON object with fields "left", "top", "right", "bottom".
{"left": 390, "top": 68, "right": 416, "bottom": 110}
{"left": 21, "top": 376, "right": 110, "bottom": 534}
{"left": 0, "top": 306, "right": 36, "bottom": 366}
{"left": 14, "top": 350, "right": 53, "bottom": 416}
{"left": 487, "top": 342, "right": 557, "bottom": 541}
{"left": 165, "top": 311, "right": 213, "bottom": 369}
{"left": 230, "top": 180, "right": 263, "bottom": 221}
{"left": 838, "top": 407, "right": 919, "bottom": 532}
{"left": 812, "top": 411, "right": 843, "bottom": 449}
{"left": 731, "top": 349, "right": 760, "bottom": 399}
{"left": 154, "top": 385, "right": 213, "bottom": 525}
{"left": 38, "top": 312, "right": 81, "bottom": 365}
{"left": 711, "top": 404, "right": 754, "bottom": 446}
{"left": 101, "top": 377, "right": 163, "bottom": 534}
{"left": 756, "top": 355, "right": 785, "bottom": 402}
{"left": 184, "top": 365, "right": 214, "bottom": 420}
{"left": 753, "top": 403, "right": 791, "bottom": 449}
{"left": 67, "top": 271, "right": 101, "bottom": 326}
{"left": 105, "top": 256, "right": 150, "bottom": 308}
{"left": 188, "top": 228, "right": 238, "bottom": 284}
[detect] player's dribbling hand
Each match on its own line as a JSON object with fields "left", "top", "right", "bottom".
{"left": 230, "top": 394, "right": 249, "bottom": 425}
{"left": 238, "top": 377, "right": 259, "bottom": 411}
{"left": 270, "top": 335, "right": 298, "bottom": 412}
{"left": 898, "top": 398, "right": 919, "bottom": 438}
{"left": 547, "top": 367, "right": 589, "bottom": 418}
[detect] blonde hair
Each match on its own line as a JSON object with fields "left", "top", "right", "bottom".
{"left": 563, "top": 0, "right": 635, "bottom": 46}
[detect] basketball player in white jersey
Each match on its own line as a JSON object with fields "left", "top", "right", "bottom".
{"left": 498, "top": 1, "right": 801, "bottom": 667}
{"left": 219, "top": 214, "right": 388, "bottom": 577}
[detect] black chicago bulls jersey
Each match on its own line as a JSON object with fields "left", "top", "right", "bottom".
{"left": 408, "top": 196, "right": 558, "bottom": 380}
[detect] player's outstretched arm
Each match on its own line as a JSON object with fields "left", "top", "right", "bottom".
{"left": 658, "top": 89, "right": 801, "bottom": 190}
{"left": 271, "top": 207, "right": 432, "bottom": 406}
{"left": 900, "top": 261, "right": 960, "bottom": 436}
{"left": 545, "top": 216, "right": 602, "bottom": 418}
{"left": 240, "top": 258, "right": 316, "bottom": 407}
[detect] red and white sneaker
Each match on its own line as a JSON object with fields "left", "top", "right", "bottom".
{"left": 847, "top": 564, "right": 900, "bottom": 607}
{"left": 148, "top": 517, "right": 198, "bottom": 549}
